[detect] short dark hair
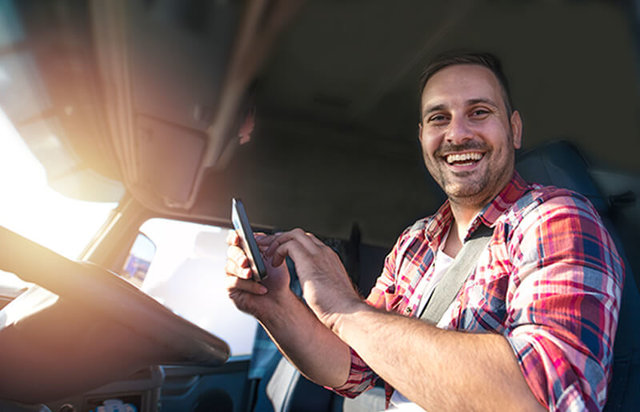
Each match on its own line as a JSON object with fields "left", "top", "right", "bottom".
{"left": 418, "top": 51, "right": 514, "bottom": 116}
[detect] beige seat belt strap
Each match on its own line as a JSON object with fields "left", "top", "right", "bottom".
{"left": 419, "top": 224, "right": 494, "bottom": 324}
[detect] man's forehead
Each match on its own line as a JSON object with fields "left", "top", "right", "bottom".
{"left": 421, "top": 64, "right": 504, "bottom": 110}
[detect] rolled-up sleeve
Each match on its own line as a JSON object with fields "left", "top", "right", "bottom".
{"left": 331, "top": 347, "right": 379, "bottom": 398}
{"left": 505, "top": 194, "right": 624, "bottom": 410}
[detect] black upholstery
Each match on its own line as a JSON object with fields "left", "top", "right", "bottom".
{"left": 516, "top": 141, "right": 609, "bottom": 213}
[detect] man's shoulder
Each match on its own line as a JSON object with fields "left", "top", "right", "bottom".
{"left": 402, "top": 216, "right": 431, "bottom": 236}
{"left": 505, "top": 183, "right": 599, "bottom": 223}
{"left": 390, "top": 216, "right": 433, "bottom": 254}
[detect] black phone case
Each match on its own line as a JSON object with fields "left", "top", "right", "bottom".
{"left": 231, "top": 198, "right": 267, "bottom": 280}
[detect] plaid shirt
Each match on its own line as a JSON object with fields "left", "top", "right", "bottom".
{"left": 333, "top": 172, "right": 624, "bottom": 411}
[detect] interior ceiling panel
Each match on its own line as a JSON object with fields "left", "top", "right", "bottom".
{"left": 255, "top": 0, "right": 639, "bottom": 172}
{"left": 256, "top": 0, "right": 472, "bottom": 126}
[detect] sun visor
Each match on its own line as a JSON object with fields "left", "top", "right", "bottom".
{"left": 133, "top": 115, "right": 206, "bottom": 207}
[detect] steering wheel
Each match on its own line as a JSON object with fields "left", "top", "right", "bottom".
{"left": 0, "top": 226, "right": 230, "bottom": 403}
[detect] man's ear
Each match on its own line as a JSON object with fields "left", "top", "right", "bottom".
{"left": 510, "top": 111, "right": 523, "bottom": 149}
{"left": 418, "top": 122, "right": 424, "bottom": 143}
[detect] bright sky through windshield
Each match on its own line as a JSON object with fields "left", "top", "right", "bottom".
{"left": 0, "top": 110, "right": 117, "bottom": 259}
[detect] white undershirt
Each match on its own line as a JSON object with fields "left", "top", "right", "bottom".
{"left": 387, "top": 240, "right": 454, "bottom": 411}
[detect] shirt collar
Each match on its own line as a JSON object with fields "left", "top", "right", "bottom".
{"left": 425, "top": 171, "right": 531, "bottom": 244}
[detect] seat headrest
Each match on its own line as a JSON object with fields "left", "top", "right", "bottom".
{"left": 516, "top": 140, "right": 608, "bottom": 214}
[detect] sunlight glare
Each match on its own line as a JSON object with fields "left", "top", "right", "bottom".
{"left": 0, "top": 110, "right": 117, "bottom": 259}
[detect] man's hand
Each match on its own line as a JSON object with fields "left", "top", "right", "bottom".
{"left": 261, "top": 228, "right": 364, "bottom": 330}
{"left": 225, "top": 230, "right": 291, "bottom": 320}
{"left": 225, "top": 229, "right": 353, "bottom": 388}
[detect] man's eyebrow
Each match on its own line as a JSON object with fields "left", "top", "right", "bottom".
{"left": 422, "top": 103, "right": 446, "bottom": 120}
{"left": 467, "top": 98, "right": 499, "bottom": 108}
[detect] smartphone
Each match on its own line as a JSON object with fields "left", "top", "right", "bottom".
{"left": 231, "top": 198, "right": 267, "bottom": 281}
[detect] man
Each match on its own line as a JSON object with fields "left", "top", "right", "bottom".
{"left": 225, "top": 52, "right": 624, "bottom": 411}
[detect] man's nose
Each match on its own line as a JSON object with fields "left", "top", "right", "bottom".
{"left": 445, "top": 116, "right": 473, "bottom": 144}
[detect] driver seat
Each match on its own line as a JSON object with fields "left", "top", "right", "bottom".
{"left": 516, "top": 140, "right": 640, "bottom": 411}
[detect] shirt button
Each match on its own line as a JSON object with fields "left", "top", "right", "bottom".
{"left": 405, "top": 307, "right": 412, "bottom": 314}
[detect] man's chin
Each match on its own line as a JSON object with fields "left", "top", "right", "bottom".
{"left": 442, "top": 182, "right": 487, "bottom": 203}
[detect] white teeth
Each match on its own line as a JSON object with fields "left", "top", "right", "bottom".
{"left": 446, "top": 152, "right": 483, "bottom": 164}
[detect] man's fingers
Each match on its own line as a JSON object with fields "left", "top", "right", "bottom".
{"left": 255, "top": 229, "right": 329, "bottom": 269}
{"left": 269, "top": 236, "right": 317, "bottom": 268}
{"left": 305, "top": 232, "right": 325, "bottom": 247}
{"left": 226, "top": 229, "right": 241, "bottom": 246}
{"left": 264, "top": 228, "right": 319, "bottom": 259}
{"left": 227, "top": 229, "right": 266, "bottom": 246}
{"left": 225, "top": 274, "right": 267, "bottom": 295}
{"left": 256, "top": 233, "right": 276, "bottom": 253}
{"left": 227, "top": 244, "right": 251, "bottom": 266}
{"left": 225, "top": 250, "right": 254, "bottom": 280}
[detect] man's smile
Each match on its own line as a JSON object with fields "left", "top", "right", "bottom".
{"left": 443, "top": 151, "right": 485, "bottom": 166}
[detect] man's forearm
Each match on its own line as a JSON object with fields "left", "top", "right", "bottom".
{"left": 332, "top": 303, "right": 545, "bottom": 411}
{"left": 259, "top": 289, "right": 352, "bottom": 388}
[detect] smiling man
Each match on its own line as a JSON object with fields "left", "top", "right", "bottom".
{"left": 418, "top": 61, "right": 522, "bottom": 257}
{"left": 226, "top": 52, "right": 624, "bottom": 411}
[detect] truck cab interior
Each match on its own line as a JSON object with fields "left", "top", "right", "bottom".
{"left": 0, "top": 0, "right": 639, "bottom": 411}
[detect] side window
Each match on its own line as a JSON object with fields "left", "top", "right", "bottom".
{"left": 121, "top": 232, "right": 156, "bottom": 287}
{"left": 126, "top": 218, "right": 257, "bottom": 356}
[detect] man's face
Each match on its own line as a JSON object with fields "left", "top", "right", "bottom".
{"left": 419, "top": 64, "right": 522, "bottom": 208}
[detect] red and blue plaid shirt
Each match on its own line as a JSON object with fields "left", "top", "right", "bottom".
{"left": 333, "top": 172, "right": 624, "bottom": 411}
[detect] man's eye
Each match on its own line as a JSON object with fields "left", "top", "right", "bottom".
{"left": 428, "top": 114, "right": 448, "bottom": 123}
{"left": 470, "top": 109, "right": 490, "bottom": 118}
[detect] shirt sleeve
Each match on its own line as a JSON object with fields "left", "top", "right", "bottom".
{"left": 330, "top": 229, "right": 408, "bottom": 397}
{"left": 505, "top": 193, "right": 624, "bottom": 411}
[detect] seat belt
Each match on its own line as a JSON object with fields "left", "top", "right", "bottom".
{"left": 419, "top": 224, "right": 494, "bottom": 324}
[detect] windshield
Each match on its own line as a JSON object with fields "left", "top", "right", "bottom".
{"left": 0, "top": 108, "right": 118, "bottom": 260}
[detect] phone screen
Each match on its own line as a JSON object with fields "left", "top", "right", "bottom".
{"left": 231, "top": 198, "right": 267, "bottom": 281}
